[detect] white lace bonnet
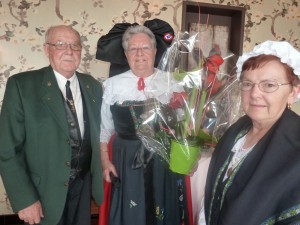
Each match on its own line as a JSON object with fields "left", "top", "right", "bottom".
{"left": 236, "top": 40, "right": 300, "bottom": 80}
{"left": 236, "top": 41, "right": 300, "bottom": 79}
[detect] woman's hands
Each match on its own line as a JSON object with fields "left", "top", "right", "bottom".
{"left": 100, "top": 142, "right": 118, "bottom": 183}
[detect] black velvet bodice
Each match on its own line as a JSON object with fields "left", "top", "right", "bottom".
{"left": 110, "top": 102, "right": 144, "bottom": 138}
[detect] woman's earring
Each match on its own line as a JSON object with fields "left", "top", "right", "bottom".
{"left": 288, "top": 103, "right": 292, "bottom": 110}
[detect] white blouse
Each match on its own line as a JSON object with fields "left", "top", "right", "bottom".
{"left": 100, "top": 69, "right": 182, "bottom": 143}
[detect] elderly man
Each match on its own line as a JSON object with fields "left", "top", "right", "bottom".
{"left": 0, "top": 25, "right": 103, "bottom": 225}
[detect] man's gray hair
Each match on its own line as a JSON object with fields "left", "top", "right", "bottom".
{"left": 45, "top": 25, "right": 81, "bottom": 43}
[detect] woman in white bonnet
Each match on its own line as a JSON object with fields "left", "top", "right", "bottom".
{"left": 204, "top": 40, "right": 300, "bottom": 225}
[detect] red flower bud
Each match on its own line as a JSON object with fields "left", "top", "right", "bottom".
{"left": 205, "top": 54, "right": 224, "bottom": 73}
{"left": 206, "top": 73, "right": 222, "bottom": 94}
{"left": 169, "top": 92, "right": 188, "bottom": 109}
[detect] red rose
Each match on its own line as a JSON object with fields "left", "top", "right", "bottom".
{"left": 205, "top": 54, "right": 224, "bottom": 73}
{"left": 169, "top": 92, "right": 188, "bottom": 109}
{"left": 204, "top": 54, "right": 224, "bottom": 94}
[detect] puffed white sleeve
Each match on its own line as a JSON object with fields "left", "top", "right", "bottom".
{"left": 100, "top": 79, "right": 115, "bottom": 143}
{"left": 100, "top": 101, "right": 114, "bottom": 143}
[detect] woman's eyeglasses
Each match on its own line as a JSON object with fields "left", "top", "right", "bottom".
{"left": 127, "top": 46, "right": 152, "bottom": 55}
{"left": 46, "top": 41, "right": 82, "bottom": 51}
{"left": 240, "top": 80, "right": 291, "bottom": 93}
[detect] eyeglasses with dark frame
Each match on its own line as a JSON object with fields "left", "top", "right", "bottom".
{"left": 46, "top": 41, "right": 82, "bottom": 51}
{"left": 239, "top": 80, "right": 291, "bottom": 93}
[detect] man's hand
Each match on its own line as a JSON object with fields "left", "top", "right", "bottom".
{"left": 18, "top": 201, "right": 44, "bottom": 225}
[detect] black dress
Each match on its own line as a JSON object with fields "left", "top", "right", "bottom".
{"left": 108, "top": 101, "right": 189, "bottom": 225}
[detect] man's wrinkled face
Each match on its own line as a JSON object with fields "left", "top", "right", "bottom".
{"left": 44, "top": 27, "right": 82, "bottom": 78}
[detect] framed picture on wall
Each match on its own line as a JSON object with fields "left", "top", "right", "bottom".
{"left": 187, "top": 22, "right": 230, "bottom": 73}
{"left": 182, "top": 2, "right": 245, "bottom": 56}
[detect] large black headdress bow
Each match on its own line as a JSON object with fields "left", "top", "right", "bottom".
{"left": 96, "top": 18, "right": 174, "bottom": 77}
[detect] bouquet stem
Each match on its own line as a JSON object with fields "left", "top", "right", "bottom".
{"left": 195, "top": 90, "right": 207, "bottom": 135}
{"left": 182, "top": 86, "right": 198, "bottom": 138}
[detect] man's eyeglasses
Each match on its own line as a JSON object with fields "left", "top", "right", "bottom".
{"left": 46, "top": 41, "right": 82, "bottom": 51}
{"left": 240, "top": 80, "right": 291, "bottom": 93}
{"left": 127, "top": 46, "right": 152, "bottom": 55}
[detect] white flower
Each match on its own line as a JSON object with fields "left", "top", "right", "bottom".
{"left": 148, "top": 1, "right": 164, "bottom": 14}
{"left": 26, "top": 0, "right": 40, "bottom": 4}
{"left": 286, "top": 5, "right": 300, "bottom": 21}
{"left": 252, "top": 11, "right": 264, "bottom": 24}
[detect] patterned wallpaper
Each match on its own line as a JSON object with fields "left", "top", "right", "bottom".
{"left": 0, "top": 0, "right": 299, "bottom": 215}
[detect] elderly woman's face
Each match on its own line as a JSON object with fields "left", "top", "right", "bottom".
{"left": 125, "top": 33, "right": 157, "bottom": 77}
{"left": 241, "top": 60, "right": 298, "bottom": 125}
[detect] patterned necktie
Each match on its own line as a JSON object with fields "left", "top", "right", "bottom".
{"left": 65, "top": 80, "right": 77, "bottom": 114}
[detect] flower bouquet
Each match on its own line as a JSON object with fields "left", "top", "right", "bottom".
{"left": 137, "top": 32, "right": 241, "bottom": 174}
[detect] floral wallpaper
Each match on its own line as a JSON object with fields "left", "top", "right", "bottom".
{"left": 0, "top": 0, "right": 299, "bottom": 215}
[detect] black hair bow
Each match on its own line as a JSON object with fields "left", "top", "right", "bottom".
{"left": 96, "top": 18, "right": 174, "bottom": 77}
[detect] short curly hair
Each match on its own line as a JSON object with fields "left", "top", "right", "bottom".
{"left": 122, "top": 25, "right": 156, "bottom": 51}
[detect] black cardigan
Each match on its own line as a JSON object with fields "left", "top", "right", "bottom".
{"left": 205, "top": 109, "right": 300, "bottom": 225}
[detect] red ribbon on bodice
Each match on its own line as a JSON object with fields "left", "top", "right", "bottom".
{"left": 137, "top": 77, "right": 145, "bottom": 91}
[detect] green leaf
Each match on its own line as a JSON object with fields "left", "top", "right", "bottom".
{"left": 198, "top": 129, "right": 217, "bottom": 144}
{"left": 172, "top": 70, "right": 187, "bottom": 81}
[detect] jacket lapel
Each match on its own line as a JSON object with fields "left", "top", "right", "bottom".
{"left": 77, "top": 73, "right": 100, "bottom": 139}
{"left": 40, "top": 67, "right": 69, "bottom": 136}
{"left": 77, "top": 73, "right": 98, "bottom": 118}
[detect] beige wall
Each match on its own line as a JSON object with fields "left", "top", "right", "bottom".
{"left": 0, "top": 0, "right": 299, "bottom": 214}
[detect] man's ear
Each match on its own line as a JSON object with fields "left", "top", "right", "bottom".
{"left": 43, "top": 43, "right": 49, "bottom": 57}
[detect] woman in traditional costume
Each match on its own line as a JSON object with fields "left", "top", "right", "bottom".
{"left": 204, "top": 40, "right": 300, "bottom": 225}
{"left": 99, "top": 23, "right": 190, "bottom": 225}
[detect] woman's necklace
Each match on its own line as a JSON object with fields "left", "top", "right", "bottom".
{"left": 226, "top": 135, "right": 254, "bottom": 178}
{"left": 226, "top": 154, "right": 247, "bottom": 177}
